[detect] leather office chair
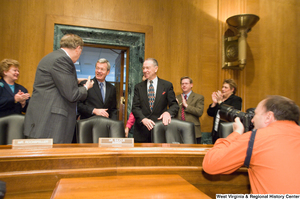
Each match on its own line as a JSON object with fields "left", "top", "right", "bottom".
{"left": 76, "top": 116, "right": 125, "bottom": 143}
{"left": 219, "top": 122, "right": 234, "bottom": 138}
{"left": 0, "top": 114, "right": 25, "bottom": 145}
{"left": 151, "top": 119, "right": 196, "bottom": 144}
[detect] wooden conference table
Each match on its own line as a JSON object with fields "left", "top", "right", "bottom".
{"left": 51, "top": 174, "right": 211, "bottom": 199}
{"left": 0, "top": 143, "right": 250, "bottom": 198}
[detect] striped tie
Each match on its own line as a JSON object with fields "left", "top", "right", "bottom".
{"left": 148, "top": 80, "right": 155, "bottom": 111}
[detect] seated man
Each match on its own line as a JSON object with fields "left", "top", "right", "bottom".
{"left": 203, "top": 95, "right": 300, "bottom": 194}
{"left": 78, "top": 58, "right": 117, "bottom": 120}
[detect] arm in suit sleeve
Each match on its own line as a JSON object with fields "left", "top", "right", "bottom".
{"left": 132, "top": 84, "right": 146, "bottom": 124}
{"left": 185, "top": 95, "right": 204, "bottom": 117}
{"left": 51, "top": 57, "right": 87, "bottom": 103}
{"left": 165, "top": 83, "right": 179, "bottom": 117}
{"left": 207, "top": 103, "right": 219, "bottom": 117}
{"left": 77, "top": 80, "right": 94, "bottom": 118}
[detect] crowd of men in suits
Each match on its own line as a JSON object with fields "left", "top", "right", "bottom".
{"left": 17, "top": 34, "right": 204, "bottom": 144}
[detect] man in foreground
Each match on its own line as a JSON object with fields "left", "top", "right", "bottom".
{"left": 24, "top": 34, "right": 94, "bottom": 143}
{"left": 203, "top": 95, "right": 300, "bottom": 193}
{"left": 132, "top": 58, "right": 179, "bottom": 143}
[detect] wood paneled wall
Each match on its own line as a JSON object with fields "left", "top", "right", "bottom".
{"left": 0, "top": 0, "right": 299, "bottom": 132}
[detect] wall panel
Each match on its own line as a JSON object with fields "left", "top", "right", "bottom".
{"left": 0, "top": 0, "right": 299, "bottom": 133}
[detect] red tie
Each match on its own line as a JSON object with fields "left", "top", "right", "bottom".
{"left": 181, "top": 95, "right": 187, "bottom": 121}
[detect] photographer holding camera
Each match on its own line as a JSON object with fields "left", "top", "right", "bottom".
{"left": 203, "top": 95, "right": 300, "bottom": 194}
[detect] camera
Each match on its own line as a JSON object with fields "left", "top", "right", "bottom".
{"left": 219, "top": 104, "right": 255, "bottom": 132}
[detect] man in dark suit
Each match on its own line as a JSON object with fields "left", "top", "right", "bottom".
{"left": 132, "top": 58, "right": 179, "bottom": 143}
{"left": 24, "top": 34, "right": 94, "bottom": 143}
{"left": 77, "top": 58, "right": 117, "bottom": 120}
{"left": 176, "top": 76, "right": 204, "bottom": 144}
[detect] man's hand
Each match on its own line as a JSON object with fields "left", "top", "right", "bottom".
{"left": 84, "top": 76, "right": 94, "bottom": 90}
{"left": 233, "top": 117, "right": 244, "bottom": 135}
{"left": 181, "top": 94, "right": 188, "bottom": 108}
{"left": 142, "top": 118, "right": 155, "bottom": 131}
{"left": 93, "top": 108, "right": 109, "bottom": 118}
{"left": 158, "top": 111, "right": 171, "bottom": 126}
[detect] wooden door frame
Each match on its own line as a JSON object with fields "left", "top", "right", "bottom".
{"left": 45, "top": 15, "right": 153, "bottom": 124}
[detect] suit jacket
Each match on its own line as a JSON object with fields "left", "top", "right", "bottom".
{"left": 207, "top": 94, "right": 242, "bottom": 142}
{"left": 132, "top": 78, "right": 179, "bottom": 143}
{"left": 0, "top": 78, "right": 29, "bottom": 117}
{"left": 176, "top": 92, "right": 204, "bottom": 138}
{"left": 24, "top": 49, "right": 88, "bottom": 143}
{"left": 77, "top": 77, "right": 118, "bottom": 120}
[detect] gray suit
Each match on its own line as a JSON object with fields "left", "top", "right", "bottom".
{"left": 24, "top": 49, "right": 87, "bottom": 143}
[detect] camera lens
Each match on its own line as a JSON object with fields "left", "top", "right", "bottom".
{"left": 219, "top": 104, "right": 255, "bottom": 132}
{"left": 219, "top": 104, "right": 241, "bottom": 122}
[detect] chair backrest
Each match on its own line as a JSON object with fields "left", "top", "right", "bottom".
{"left": 219, "top": 122, "right": 234, "bottom": 138}
{"left": 76, "top": 116, "right": 125, "bottom": 143}
{"left": 0, "top": 114, "right": 25, "bottom": 145}
{"left": 152, "top": 119, "right": 196, "bottom": 144}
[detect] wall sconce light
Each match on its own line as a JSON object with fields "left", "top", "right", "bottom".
{"left": 223, "top": 14, "right": 260, "bottom": 70}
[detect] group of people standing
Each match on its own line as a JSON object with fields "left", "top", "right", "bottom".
{"left": 0, "top": 33, "right": 243, "bottom": 145}
{"left": 1, "top": 33, "right": 300, "bottom": 194}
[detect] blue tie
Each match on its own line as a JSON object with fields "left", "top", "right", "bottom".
{"left": 100, "top": 82, "right": 105, "bottom": 102}
{"left": 148, "top": 80, "right": 155, "bottom": 111}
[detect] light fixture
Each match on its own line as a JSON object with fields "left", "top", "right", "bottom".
{"left": 223, "top": 14, "right": 260, "bottom": 69}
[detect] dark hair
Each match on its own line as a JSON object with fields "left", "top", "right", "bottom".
{"left": 145, "top": 58, "right": 158, "bottom": 67}
{"left": 223, "top": 79, "right": 237, "bottom": 94}
{"left": 180, "top": 76, "right": 193, "bottom": 84}
{"left": 60, "top": 34, "right": 84, "bottom": 49}
{"left": 264, "top": 95, "right": 300, "bottom": 123}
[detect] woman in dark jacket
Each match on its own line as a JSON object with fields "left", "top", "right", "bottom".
{"left": 207, "top": 79, "right": 242, "bottom": 143}
{"left": 0, "top": 59, "right": 30, "bottom": 117}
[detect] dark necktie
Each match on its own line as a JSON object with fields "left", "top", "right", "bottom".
{"left": 100, "top": 82, "right": 105, "bottom": 102}
{"left": 181, "top": 94, "right": 187, "bottom": 120}
{"left": 148, "top": 80, "right": 155, "bottom": 111}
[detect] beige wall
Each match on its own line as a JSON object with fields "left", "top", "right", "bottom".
{"left": 0, "top": 0, "right": 299, "bottom": 132}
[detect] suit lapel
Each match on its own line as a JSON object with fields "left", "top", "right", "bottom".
{"left": 140, "top": 81, "right": 150, "bottom": 111}
{"left": 187, "top": 91, "right": 194, "bottom": 103}
{"left": 104, "top": 82, "right": 111, "bottom": 103}
{"left": 152, "top": 78, "right": 164, "bottom": 112}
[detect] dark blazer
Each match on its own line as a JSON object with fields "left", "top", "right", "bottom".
{"left": 0, "top": 78, "right": 29, "bottom": 117}
{"left": 132, "top": 78, "right": 179, "bottom": 143}
{"left": 24, "top": 49, "right": 88, "bottom": 143}
{"left": 176, "top": 92, "right": 204, "bottom": 138}
{"left": 77, "top": 77, "right": 118, "bottom": 120}
{"left": 207, "top": 94, "right": 242, "bottom": 143}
